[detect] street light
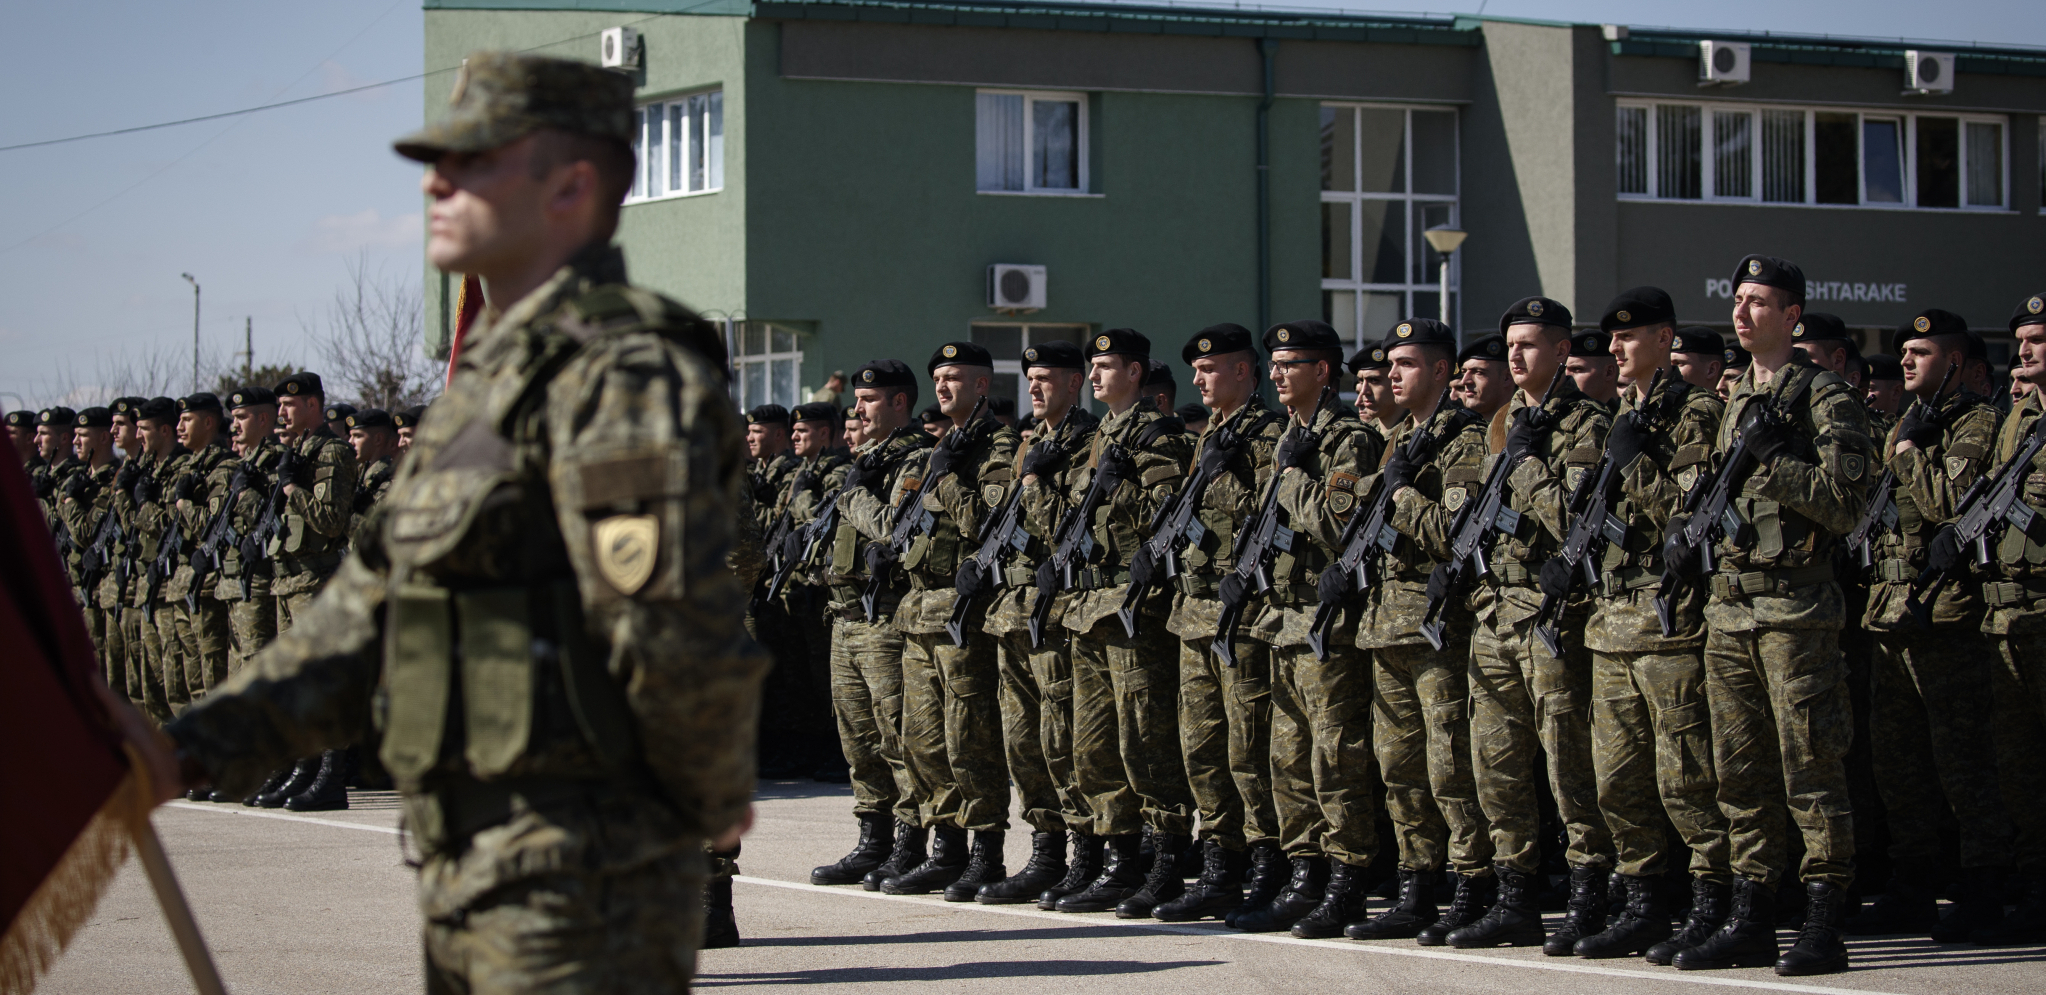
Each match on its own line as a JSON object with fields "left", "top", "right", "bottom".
{"left": 181, "top": 273, "right": 201, "bottom": 392}
{"left": 1421, "top": 226, "right": 1467, "bottom": 341}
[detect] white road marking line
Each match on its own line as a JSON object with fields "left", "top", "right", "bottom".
{"left": 733, "top": 875, "right": 1909, "bottom": 995}
{"left": 165, "top": 800, "right": 401, "bottom": 835}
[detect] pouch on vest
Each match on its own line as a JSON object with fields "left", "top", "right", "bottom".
{"left": 381, "top": 583, "right": 453, "bottom": 787}
{"left": 456, "top": 586, "right": 532, "bottom": 777}
{"left": 831, "top": 521, "right": 859, "bottom": 574}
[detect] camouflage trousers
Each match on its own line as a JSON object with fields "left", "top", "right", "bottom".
{"left": 1590, "top": 646, "right": 1731, "bottom": 881}
{"left": 224, "top": 591, "right": 275, "bottom": 677}
{"left": 1374, "top": 641, "right": 1491, "bottom": 874}
{"left": 900, "top": 630, "right": 1010, "bottom": 831}
{"left": 1991, "top": 630, "right": 2046, "bottom": 873}
{"left": 1271, "top": 640, "right": 1378, "bottom": 866}
{"left": 1178, "top": 635, "right": 1277, "bottom": 850}
{"left": 275, "top": 588, "right": 318, "bottom": 633}
{"left": 1469, "top": 610, "right": 1610, "bottom": 873}
{"left": 998, "top": 629, "right": 1085, "bottom": 835}
{"left": 831, "top": 614, "right": 915, "bottom": 824}
{"left": 170, "top": 598, "right": 230, "bottom": 712}
{"left": 1871, "top": 626, "right": 2013, "bottom": 870}
{"left": 1704, "top": 624, "right": 1855, "bottom": 888}
{"left": 1070, "top": 619, "right": 1194, "bottom": 838}
{"left": 119, "top": 607, "right": 163, "bottom": 725}
{"left": 86, "top": 605, "right": 116, "bottom": 694}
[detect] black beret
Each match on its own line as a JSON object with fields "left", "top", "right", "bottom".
{"left": 1458, "top": 334, "right": 1508, "bottom": 364}
{"left": 37, "top": 406, "right": 77, "bottom": 426}
{"left": 1894, "top": 309, "right": 1971, "bottom": 352}
{"left": 392, "top": 407, "right": 422, "bottom": 429}
{"left": 4, "top": 410, "right": 33, "bottom": 428}
{"left": 111, "top": 396, "right": 148, "bottom": 417}
{"left": 1175, "top": 402, "right": 1209, "bottom": 423}
{"left": 275, "top": 371, "right": 324, "bottom": 397}
{"left": 1599, "top": 287, "right": 1675, "bottom": 332}
{"left": 323, "top": 402, "right": 358, "bottom": 422}
{"left": 1569, "top": 330, "right": 1611, "bottom": 358}
{"left": 229, "top": 386, "right": 278, "bottom": 409}
{"left": 1384, "top": 317, "right": 1457, "bottom": 351}
{"left": 1347, "top": 342, "right": 1391, "bottom": 373}
{"left": 843, "top": 405, "right": 858, "bottom": 419}
{"left": 1085, "top": 328, "right": 1151, "bottom": 361}
{"left": 1499, "top": 296, "right": 1573, "bottom": 334}
{"left": 345, "top": 408, "right": 394, "bottom": 430}
{"left": 1673, "top": 327, "right": 1723, "bottom": 356}
{"left": 74, "top": 406, "right": 113, "bottom": 428}
{"left": 1793, "top": 312, "right": 1853, "bottom": 345}
{"left": 2010, "top": 292, "right": 2046, "bottom": 333}
{"left": 1023, "top": 339, "right": 1085, "bottom": 371}
{"left": 853, "top": 359, "right": 917, "bottom": 390}
{"left": 137, "top": 397, "right": 178, "bottom": 422}
{"left": 1864, "top": 354, "right": 1904, "bottom": 382}
{"left": 1262, "top": 320, "right": 1342, "bottom": 354}
{"left": 178, "top": 393, "right": 223, "bottom": 417}
{"left": 928, "top": 340, "right": 995, "bottom": 373}
{"left": 746, "top": 404, "right": 790, "bottom": 425}
{"left": 1143, "top": 360, "right": 1176, "bottom": 387}
{"left": 1733, "top": 254, "right": 1805, "bottom": 301}
{"left": 919, "top": 404, "right": 948, "bottom": 424}
{"left": 791, "top": 401, "right": 839, "bottom": 423}
{"left": 1723, "top": 343, "right": 1752, "bottom": 369}
{"left": 1182, "top": 323, "right": 1257, "bottom": 364}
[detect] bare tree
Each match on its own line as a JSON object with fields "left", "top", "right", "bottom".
{"left": 305, "top": 253, "right": 443, "bottom": 412}
{"left": 21, "top": 344, "right": 232, "bottom": 410}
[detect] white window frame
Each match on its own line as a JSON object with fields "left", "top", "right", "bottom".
{"left": 1319, "top": 102, "right": 1462, "bottom": 347}
{"left": 730, "top": 321, "right": 804, "bottom": 411}
{"left": 976, "top": 89, "right": 1094, "bottom": 197}
{"left": 627, "top": 89, "right": 724, "bottom": 204}
{"left": 969, "top": 322, "right": 1095, "bottom": 412}
{"left": 1616, "top": 99, "right": 2009, "bottom": 212}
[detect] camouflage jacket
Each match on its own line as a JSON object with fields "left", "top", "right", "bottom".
{"left": 270, "top": 431, "right": 358, "bottom": 596}
{"left": 985, "top": 406, "right": 1099, "bottom": 638}
{"left": 1363, "top": 402, "right": 1491, "bottom": 649}
{"left": 57, "top": 460, "right": 119, "bottom": 599}
{"left": 1986, "top": 390, "right": 2046, "bottom": 635}
{"left": 768, "top": 448, "right": 849, "bottom": 589}
{"left": 1259, "top": 391, "right": 1383, "bottom": 647}
{"left": 162, "top": 444, "right": 234, "bottom": 605}
{"left": 750, "top": 452, "right": 801, "bottom": 532}
{"left": 1584, "top": 373, "right": 1724, "bottom": 653}
{"left": 167, "top": 243, "right": 767, "bottom": 885}
{"left": 205, "top": 439, "right": 286, "bottom": 600}
{"left": 1703, "top": 357, "right": 1873, "bottom": 634}
{"left": 124, "top": 448, "right": 188, "bottom": 609}
{"left": 1061, "top": 397, "right": 1192, "bottom": 635}
{"left": 825, "top": 426, "right": 935, "bottom": 616}
{"left": 350, "top": 456, "right": 397, "bottom": 546}
{"left": 1865, "top": 389, "right": 2000, "bottom": 629}
{"left": 1165, "top": 397, "right": 1288, "bottom": 643}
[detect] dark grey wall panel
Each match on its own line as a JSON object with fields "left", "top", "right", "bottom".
{"left": 1610, "top": 54, "right": 2046, "bottom": 114}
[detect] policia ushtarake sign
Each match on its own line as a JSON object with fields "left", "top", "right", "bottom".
{"left": 1706, "top": 276, "right": 1908, "bottom": 305}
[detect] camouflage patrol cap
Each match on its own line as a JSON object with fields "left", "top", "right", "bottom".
{"left": 136, "top": 397, "right": 178, "bottom": 422}
{"left": 178, "top": 393, "right": 223, "bottom": 417}
{"left": 345, "top": 408, "right": 394, "bottom": 430}
{"left": 74, "top": 406, "right": 113, "bottom": 429}
{"left": 4, "top": 410, "right": 33, "bottom": 429}
{"left": 37, "top": 406, "right": 76, "bottom": 426}
{"left": 394, "top": 52, "right": 635, "bottom": 163}
{"left": 323, "top": 402, "right": 357, "bottom": 423}
{"left": 229, "top": 386, "right": 278, "bottom": 410}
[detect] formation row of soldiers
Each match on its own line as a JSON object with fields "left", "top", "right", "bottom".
{"left": 7, "top": 376, "right": 422, "bottom": 810}
{"left": 736, "top": 255, "right": 2046, "bottom": 978}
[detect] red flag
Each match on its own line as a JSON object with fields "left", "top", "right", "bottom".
{"left": 446, "top": 273, "right": 484, "bottom": 385}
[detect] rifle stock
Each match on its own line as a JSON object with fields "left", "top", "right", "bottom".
{"left": 862, "top": 396, "right": 991, "bottom": 621}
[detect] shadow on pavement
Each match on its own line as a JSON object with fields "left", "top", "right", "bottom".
{"left": 736, "top": 926, "right": 1182, "bottom": 948}
{"left": 754, "top": 779, "right": 858, "bottom": 801}
{"left": 696, "top": 959, "right": 1222, "bottom": 986}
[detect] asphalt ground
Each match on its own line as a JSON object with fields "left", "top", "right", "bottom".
{"left": 38, "top": 779, "right": 2045, "bottom": 995}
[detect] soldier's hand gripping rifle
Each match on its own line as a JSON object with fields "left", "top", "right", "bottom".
{"left": 1418, "top": 367, "right": 1568, "bottom": 651}
{"left": 79, "top": 501, "right": 126, "bottom": 595}
{"left": 949, "top": 416, "right": 1083, "bottom": 646}
{"left": 191, "top": 464, "right": 255, "bottom": 605}
{"left": 862, "top": 396, "right": 991, "bottom": 622}
{"left": 1845, "top": 362, "right": 1956, "bottom": 576}
{"left": 1027, "top": 435, "right": 1136, "bottom": 648}
{"left": 1115, "top": 416, "right": 1259, "bottom": 639}
{"left": 1209, "top": 390, "right": 1331, "bottom": 665}
{"left": 756, "top": 463, "right": 823, "bottom": 607}
{"left": 243, "top": 445, "right": 302, "bottom": 582}
{"left": 1905, "top": 410, "right": 2046, "bottom": 622}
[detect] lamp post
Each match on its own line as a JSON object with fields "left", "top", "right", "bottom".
{"left": 1421, "top": 226, "right": 1467, "bottom": 341}
{"left": 181, "top": 273, "right": 201, "bottom": 392}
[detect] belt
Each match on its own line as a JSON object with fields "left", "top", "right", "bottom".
{"left": 1173, "top": 573, "right": 1219, "bottom": 599}
{"left": 1982, "top": 580, "right": 2046, "bottom": 607}
{"left": 419, "top": 776, "right": 610, "bottom": 851}
{"left": 1068, "top": 567, "right": 1131, "bottom": 592}
{"left": 1875, "top": 558, "right": 1916, "bottom": 583}
{"left": 1709, "top": 563, "right": 1835, "bottom": 598}
{"left": 1004, "top": 564, "right": 1038, "bottom": 589}
{"left": 1599, "top": 564, "right": 1661, "bottom": 596}
{"left": 1269, "top": 582, "right": 1318, "bottom": 606}
{"left": 1492, "top": 560, "right": 1535, "bottom": 587}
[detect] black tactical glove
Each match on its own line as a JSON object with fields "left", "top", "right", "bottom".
{"left": 1425, "top": 562, "right": 1455, "bottom": 603}
{"left": 1604, "top": 414, "right": 1650, "bottom": 483}
{"left": 116, "top": 460, "right": 145, "bottom": 491}
{"left": 1195, "top": 429, "right": 1244, "bottom": 481}
{"left": 924, "top": 441, "right": 961, "bottom": 482}
{"left": 1895, "top": 402, "right": 1943, "bottom": 451}
{"left": 1274, "top": 429, "right": 1314, "bottom": 473}
{"left": 1316, "top": 563, "right": 1352, "bottom": 606}
{"left": 953, "top": 559, "right": 988, "bottom": 600}
{"left": 63, "top": 473, "right": 92, "bottom": 501}
{"left": 1094, "top": 447, "right": 1137, "bottom": 493}
{"left": 33, "top": 475, "right": 55, "bottom": 501}
{"left": 1217, "top": 571, "right": 1248, "bottom": 609}
{"left": 1538, "top": 555, "right": 1575, "bottom": 603}
{"left": 1126, "top": 544, "right": 1157, "bottom": 592}
{"left": 173, "top": 474, "right": 198, "bottom": 503}
{"left": 1741, "top": 405, "right": 1794, "bottom": 465}
{"left": 842, "top": 457, "right": 881, "bottom": 493}
{"left": 1925, "top": 524, "right": 1967, "bottom": 575}
{"left": 1502, "top": 405, "right": 1554, "bottom": 464}
{"left": 1020, "top": 440, "right": 1065, "bottom": 480}
{"left": 1380, "top": 448, "right": 1419, "bottom": 498}
{"left": 1661, "top": 515, "right": 1701, "bottom": 578}
{"left": 133, "top": 474, "right": 157, "bottom": 506}
{"left": 863, "top": 542, "right": 898, "bottom": 574}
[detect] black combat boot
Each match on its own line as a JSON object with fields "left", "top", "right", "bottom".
{"left": 184, "top": 787, "right": 210, "bottom": 801}
{"left": 1647, "top": 877, "right": 1729, "bottom": 965}
{"left": 1543, "top": 865, "right": 1610, "bottom": 956}
{"left": 1448, "top": 865, "right": 1545, "bottom": 948}
{"left": 1057, "top": 834, "right": 1146, "bottom": 913}
{"left": 283, "top": 750, "right": 350, "bottom": 811}
{"left": 1974, "top": 872, "right": 2046, "bottom": 946}
{"left": 1225, "top": 844, "right": 1287, "bottom": 928}
{"left": 1775, "top": 881, "right": 1849, "bottom": 976}
{"left": 1038, "top": 832, "right": 1104, "bottom": 910}
{"left": 1155, "top": 840, "right": 1247, "bottom": 922}
{"left": 943, "top": 831, "right": 1008, "bottom": 902}
{"left": 1347, "top": 869, "right": 1439, "bottom": 940}
{"left": 1575, "top": 872, "right": 1669, "bottom": 958}
{"left": 255, "top": 757, "right": 319, "bottom": 808}
{"left": 1931, "top": 866, "right": 2006, "bottom": 943}
{"left": 1230, "top": 856, "right": 1329, "bottom": 933}
{"left": 882, "top": 825, "right": 969, "bottom": 895}
{"left": 1290, "top": 860, "right": 1370, "bottom": 939}
{"left": 862, "top": 823, "right": 927, "bottom": 892}
{"left": 1418, "top": 872, "right": 1494, "bottom": 946}
{"left": 1674, "top": 878, "right": 1779, "bottom": 970}
{"left": 811, "top": 812, "right": 893, "bottom": 886}
{"left": 1116, "top": 832, "right": 1189, "bottom": 919}
{"left": 702, "top": 874, "right": 739, "bottom": 949}
{"left": 979, "top": 831, "right": 1066, "bottom": 905}
{"left": 236, "top": 766, "right": 291, "bottom": 805}
{"left": 1843, "top": 865, "right": 1938, "bottom": 936}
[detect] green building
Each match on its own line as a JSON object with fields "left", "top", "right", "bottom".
{"left": 422, "top": 0, "right": 2046, "bottom": 409}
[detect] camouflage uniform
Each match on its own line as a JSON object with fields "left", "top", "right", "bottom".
{"left": 1368, "top": 404, "right": 1494, "bottom": 875}
{"left": 352, "top": 454, "right": 397, "bottom": 546}
{"left": 763, "top": 447, "right": 849, "bottom": 770}
{"left": 1061, "top": 398, "right": 1194, "bottom": 838}
{"left": 1585, "top": 375, "right": 1732, "bottom": 881}
{"left": 1703, "top": 357, "right": 1872, "bottom": 888}
{"left": 751, "top": 452, "right": 801, "bottom": 531}
{"left": 271, "top": 429, "right": 358, "bottom": 631}
{"left": 1984, "top": 391, "right": 2046, "bottom": 876}
{"left": 123, "top": 448, "right": 187, "bottom": 723}
{"left": 1862, "top": 389, "right": 2013, "bottom": 871}
{"left": 207, "top": 440, "right": 284, "bottom": 676}
{"left": 58, "top": 461, "right": 120, "bottom": 680}
{"left": 163, "top": 443, "right": 235, "bottom": 710}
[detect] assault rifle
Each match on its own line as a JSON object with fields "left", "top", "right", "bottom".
{"left": 1845, "top": 362, "right": 1956, "bottom": 575}
{"left": 243, "top": 444, "right": 302, "bottom": 572}
{"left": 79, "top": 502, "right": 126, "bottom": 595}
{"left": 1419, "top": 367, "right": 1568, "bottom": 652}
{"left": 52, "top": 520, "right": 75, "bottom": 564}
{"left": 755, "top": 463, "right": 821, "bottom": 607}
{"left": 146, "top": 512, "right": 184, "bottom": 622}
{"left": 1210, "top": 388, "right": 1331, "bottom": 665}
{"left": 1028, "top": 428, "right": 1137, "bottom": 648}
{"left": 192, "top": 464, "right": 255, "bottom": 603}
{"left": 1115, "top": 410, "right": 1270, "bottom": 639}
{"left": 1904, "top": 410, "right": 2046, "bottom": 621}
{"left": 950, "top": 414, "right": 1085, "bottom": 646}
{"left": 1309, "top": 384, "right": 1467, "bottom": 659}
{"left": 862, "top": 396, "right": 991, "bottom": 622}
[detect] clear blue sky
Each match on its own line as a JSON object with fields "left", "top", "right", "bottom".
{"left": 1, "top": 0, "right": 2040, "bottom": 409}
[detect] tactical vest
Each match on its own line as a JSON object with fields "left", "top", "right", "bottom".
{"left": 1716, "top": 364, "right": 1838, "bottom": 572}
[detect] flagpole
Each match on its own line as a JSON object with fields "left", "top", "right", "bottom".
{"left": 131, "top": 814, "right": 228, "bottom": 995}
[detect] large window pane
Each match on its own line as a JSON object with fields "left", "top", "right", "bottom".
{"left": 1714, "top": 110, "right": 1753, "bottom": 199}
{"left": 1357, "top": 108, "right": 1406, "bottom": 194}
{"left": 1412, "top": 111, "right": 1456, "bottom": 195}
{"left": 1864, "top": 118, "right": 1904, "bottom": 203}
{"left": 630, "top": 107, "right": 646, "bottom": 199}
{"left": 1762, "top": 110, "right": 1805, "bottom": 203}
{"left": 669, "top": 103, "right": 686, "bottom": 193}
{"left": 706, "top": 92, "right": 724, "bottom": 190}
{"left": 1815, "top": 112, "right": 1859, "bottom": 204}
{"left": 687, "top": 94, "right": 709, "bottom": 193}
{"left": 743, "top": 358, "right": 767, "bottom": 409}
{"left": 1325, "top": 290, "right": 1358, "bottom": 344}
{"left": 1916, "top": 117, "right": 1960, "bottom": 208}
{"left": 972, "top": 324, "right": 1023, "bottom": 361}
{"left": 1656, "top": 105, "right": 1702, "bottom": 200}
{"left": 1032, "top": 99, "right": 1080, "bottom": 190}
{"left": 976, "top": 93, "right": 1025, "bottom": 192}
{"left": 1967, "top": 121, "right": 2004, "bottom": 207}
{"left": 744, "top": 323, "right": 768, "bottom": 357}
{"left": 772, "top": 358, "right": 800, "bottom": 410}
{"left": 1359, "top": 293, "right": 1405, "bottom": 343}
{"left": 1321, "top": 202, "right": 1353, "bottom": 281}
{"left": 1413, "top": 202, "right": 1456, "bottom": 285}
{"left": 772, "top": 327, "right": 797, "bottom": 353}
{"left": 1321, "top": 107, "right": 1356, "bottom": 192}
{"left": 1616, "top": 107, "right": 1648, "bottom": 195}
{"left": 1358, "top": 200, "right": 1405, "bottom": 285}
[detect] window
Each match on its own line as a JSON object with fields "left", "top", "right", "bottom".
{"left": 977, "top": 91, "right": 1089, "bottom": 194}
{"left": 971, "top": 323, "right": 1090, "bottom": 411}
{"left": 1320, "top": 105, "right": 1460, "bottom": 345}
{"left": 1618, "top": 101, "right": 2006, "bottom": 210}
{"left": 628, "top": 90, "right": 723, "bottom": 203}
{"left": 731, "top": 322, "right": 803, "bottom": 411}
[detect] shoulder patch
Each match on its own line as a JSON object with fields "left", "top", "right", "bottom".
{"left": 592, "top": 514, "right": 659, "bottom": 595}
{"left": 1841, "top": 452, "right": 1865, "bottom": 483}
{"left": 1330, "top": 470, "right": 1360, "bottom": 493}
{"left": 1565, "top": 466, "right": 1588, "bottom": 491}
{"left": 982, "top": 482, "right": 1007, "bottom": 507}
{"left": 1676, "top": 466, "right": 1700, "bottom": 491}
{"left": 1946, "top": 456, "right": 1972, "bottom": 480}
{"left": 1140, "top": 464, "right": 1178, "bottom": 487}
{"left": 1443, "top": 486, "right": 1467, "bottom": 512}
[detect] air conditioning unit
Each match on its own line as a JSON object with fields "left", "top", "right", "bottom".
{"left": 1905, "top": 50, "right": 1956, "bottom": 95}
{"left": 987, "top": 264, "right": 1047, "bottom": 312}
{"left": 600, "top": 27, "right": 641, "bottom": 69}
{"left": 1698, "top": 40, "right": 1751, "bottom": 86}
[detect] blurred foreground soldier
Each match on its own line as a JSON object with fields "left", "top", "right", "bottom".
{"left": 1175, "top": 402, "right": 1210, "bottom": 435}
{"left": 6, "top": 409, "right": 34, "bottom": 466}
{"left": 1350, "top": 340, "right": 1400, "bottom": 438}
{"left": 1457, "top": 336, "right": 1513, "bottom": 421}
{"left": 1672, "top": 327, "right": 1724, "bottom": 393}
{"left": 346, "top": 408, "right": 400, "bottom": 540}
{"left": 145, "top": 52, "right": 767, "bottom": 992}
{"left": 164, "top": 393, "right": 235, "bottom": 729}
{"left": 394, "top": 406, "right": 423, "bottom": 452}
{"left": 1566, "top": 330, "right": 1619, "bottom": 410}
{"left": 1672, "top": 256, "right": 1869, "bottom": 976}
{"left": 1717, "top": 343, "right": 1750, "bottom": 401}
